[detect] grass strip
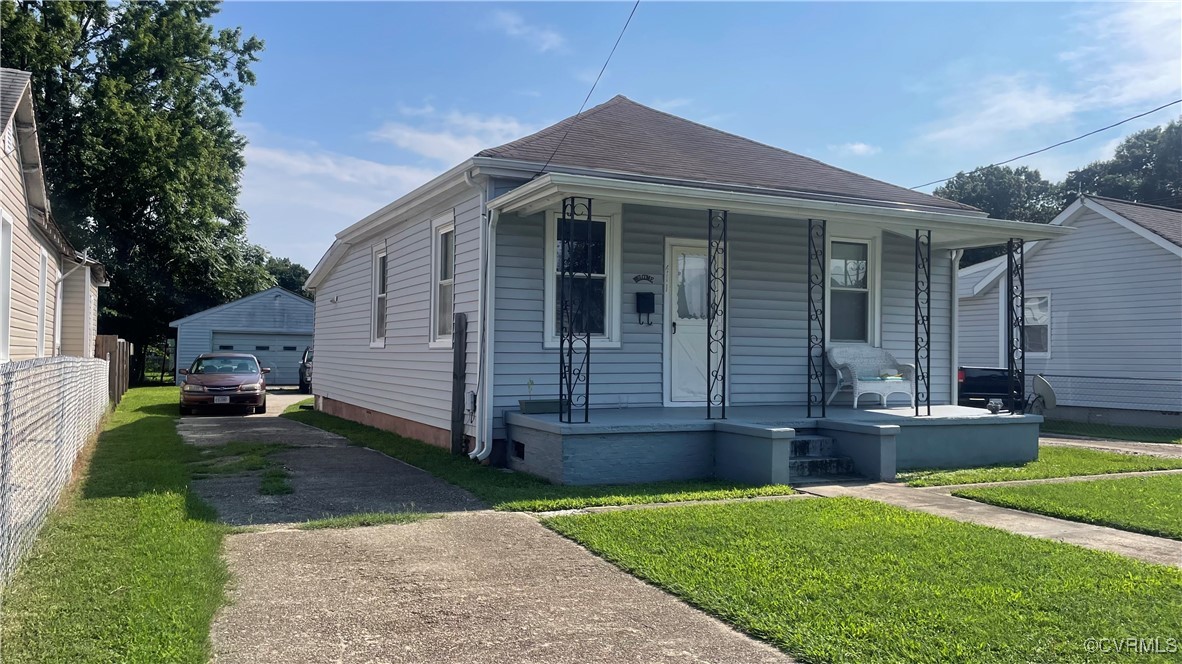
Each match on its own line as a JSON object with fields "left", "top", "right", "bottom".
{"left": 189, "top": 442, "right": 287, "bottom": 476}
{"left": 955, "top": 473, "right": 1182, "bottom": 540}
{"left": 0, "top": 387, "right": 228, "bottom": 664}
{"left": 296, "top": 512, "right": 439, "bottom": 530}
{"left": 258, "top": 467, "right": 293, "bottom": 495}
{"left": 899, "top": 445, "right": 1182, "bottom": 487}
{"left": 281, "top": 403, "right": 793, "bottom": 511}
{"left": 1041, "top": 419, "right": 1182, "bottom": 445}
{"left": 545, "top": 498, "right": 1182, "bottom": 664}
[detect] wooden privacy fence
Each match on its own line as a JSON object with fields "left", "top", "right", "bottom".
{"left": 94, "top": 335, "right": 131, "bottom": 405}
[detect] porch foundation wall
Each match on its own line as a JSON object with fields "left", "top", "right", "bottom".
{"left": 817, "top": 422, "right": 899, "bottom": 481}
{"left": 713, "top": 423, "right": 794, "bottom": 485}
{"left": 894, "top": 418, "right": 1040, "bottom": 470}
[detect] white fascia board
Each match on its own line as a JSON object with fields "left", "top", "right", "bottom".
{"left": 305, "top": 240, "right": 350, "bottom": 291}
{"left": 489, "top": 173, "right": 1072, "bottom": 243}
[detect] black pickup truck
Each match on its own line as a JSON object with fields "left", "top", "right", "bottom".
{"left": 957, "top": 366, "right": 1022, "bottom": 409}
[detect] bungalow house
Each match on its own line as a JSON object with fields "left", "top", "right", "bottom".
{"left": 306, "top": 96, "right": 1069, "bottom": 485}
{"left": 1, "top": 68, "right": 107, "bottom": 363}
{"left": 958, "top": 196, "right": 1181, "bottom": 429}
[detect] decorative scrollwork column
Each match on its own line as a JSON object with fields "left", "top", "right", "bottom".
{"left": 558, "top": 196, "right": 593, "bottom": 423}
{"left": 914, "top": 229, "right": 932, "bottom": 416}
{"left": 707, "top": 209, "right": 728, "bottom": 420}
{"left": 807, "top": 219, "right": 827, "bottom": 418}
{"left": 1006, "top": 238, "right": 1026, "bottom": 414}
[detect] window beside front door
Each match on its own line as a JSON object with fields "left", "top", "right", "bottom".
{"left": 828, "top": 239, "right": 875, "bottom": 344}
{"left": 542, "top": 205, "right": 621, "bottom": 348}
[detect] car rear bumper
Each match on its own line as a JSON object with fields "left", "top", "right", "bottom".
{"left": 181, "top": 393, "right": 266, "bottom": 407}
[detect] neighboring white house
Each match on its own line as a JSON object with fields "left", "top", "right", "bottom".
{"left": 958, "top": 196, "right": 1182, "bottom": 428}
{"left": 170, "top": 286, "right": 313, "bottom": 385}
{"left": 305, "top": 96, "right": 1069, "bottom": 482}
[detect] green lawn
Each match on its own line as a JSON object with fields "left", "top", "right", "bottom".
{"left": 899, "top": 445, "right": 1182, "bottom": 487}
{"left": 955, "top": 474, "right": 1182, "bottom": 540}
{"left": 1042, "top": 419, "right": 1182, "bottom": 445}
{"left": 281, "top": 402, "right": 793, "bottom": 511}
{"left": 0, "top": 387, "right": 228, "bottom": 664}
{"left": 545, "top": 499, "right": 1182, "bottom": 663}
{"left": 296, "top": 511, "right": 439, "bottom": 530}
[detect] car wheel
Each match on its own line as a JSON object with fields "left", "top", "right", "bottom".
{"left": 299, "top": 381, "right": 310, "bottom": 394}
{"left": 255, "top": 400, "right": 267, "bottom": 415}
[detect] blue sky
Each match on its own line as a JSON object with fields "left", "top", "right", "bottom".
{"left": 210, "top": 1, "right": 1182, "bottom": 268}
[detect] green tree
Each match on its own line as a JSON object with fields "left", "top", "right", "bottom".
{"left": 265, "top": 256, "right": 311, "bottom": 298}
{"left": 0, "top": 0, "right": 267, "bottom": 362}
{"left": 1064, "top": 121, "right": 1181, "bottom": 207}
{"left": 934, "top": 166, "right": 1065, "bottom": 266}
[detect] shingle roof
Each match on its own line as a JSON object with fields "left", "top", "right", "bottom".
{"left": 0, "top": 68, "right": 31, "bottom": 134}
{"left": 1088, "top": 196, "right": 1181, "bottom": 247}
{"left": 477, "top": 95, "right": 977, "bottom": 213}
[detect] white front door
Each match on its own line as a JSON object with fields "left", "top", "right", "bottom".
{"left": 667, "top": 241, "right": 710, "bottom": 402}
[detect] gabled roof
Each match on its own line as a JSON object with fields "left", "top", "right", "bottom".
{"left": 169, "top": 286, "right": 313, "bottom": 327}
{"left": 478, "top": 95, "right": 977, "bottom": 214}
{"left": 959, "top": 195, "right": 1181, "bottom": 298}
{"left": 1086, "top": 196, "right": 1181, "bottom": 247}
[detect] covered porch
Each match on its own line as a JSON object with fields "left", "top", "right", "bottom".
{"left": 484, "top": 172, "right": 1069, "bottom": 485}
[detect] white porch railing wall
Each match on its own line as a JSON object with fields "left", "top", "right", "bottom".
{"left": 0, "top": 356, "right": 109, "bottom": 586}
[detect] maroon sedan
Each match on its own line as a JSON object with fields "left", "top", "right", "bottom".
{"left": 179, "top": 353, "right": 270, "bottom": 415}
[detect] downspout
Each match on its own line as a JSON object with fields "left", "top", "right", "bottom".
{"left": 472, "top": 204, "right": 500, "bottom": 461}
{"left": 950, "top": 249, "right": 963, "bottom": 405}
{"left": 464, "top": 170, "right": 488, "bottom": 460}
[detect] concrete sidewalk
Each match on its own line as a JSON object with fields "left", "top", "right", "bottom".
{"left": 803, "top": 482, "right": 1182, "bottom": 567}
{"left": 210, "top": 511, "right": 793, "bottom": 664}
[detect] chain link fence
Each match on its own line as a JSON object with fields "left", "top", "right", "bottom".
{"left": 1036, "top": 373, "right": 1182, "bottom": 444}
{"left": 0, "top": 356, "right": 109, "bottom": 585}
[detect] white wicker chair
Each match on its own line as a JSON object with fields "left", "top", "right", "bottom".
{"left": 825, "top": 345, "right": 916, "bottom": 408}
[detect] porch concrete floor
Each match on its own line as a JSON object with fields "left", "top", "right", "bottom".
{"left": 802, "top": 482, "right": 1182, "bottom": 567}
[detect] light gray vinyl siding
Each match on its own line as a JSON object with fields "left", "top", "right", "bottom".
{"left": 957, "top": 208, "right": 1182, "bottom": 411}
{"left": 173, "top": 287, "right": 314, "bottom": 382}
{"left": 492, "top": 204, "right": 954, "bottom": 435}
{"left": 311, "top": 190, "right": 483, "bottom": 436}
{"left": 59, "top": 268, "right": 87, "bottom": 356}
{"left": 958, "top": 281, "right": 999, "bottom": 367}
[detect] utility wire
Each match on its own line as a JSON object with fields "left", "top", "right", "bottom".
{"left": 535, "top": 0, "right": 641, "bottom": 177}
{"left": 911, "top": 99, "right": 1182, "bottom": 190}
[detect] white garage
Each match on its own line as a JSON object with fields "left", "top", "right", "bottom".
{"left": 170, "top": 286, "right": 314, "bottom": 386}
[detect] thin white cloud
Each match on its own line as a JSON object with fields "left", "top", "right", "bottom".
{"left": 652, "top": 97, "right": 692, "bottom": 112}
{"left": 490, "top": 10, "right": 565, "bottom": 53}
{"left": 830, "top": 142, "right": 882, "bottom": 157}
{"left": 370, "top": 109, "right": 535, "bottom": 165}
{"left": 916, "top": 3, "right": 1180, "bottom": 154}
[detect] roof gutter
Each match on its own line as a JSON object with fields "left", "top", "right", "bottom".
{"left": 490, "top": 173, "right": 1073, "bottom": 246}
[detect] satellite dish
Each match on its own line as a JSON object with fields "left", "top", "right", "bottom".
{"left": 1032, "top": 374, "right": 1057, "bottom": 413}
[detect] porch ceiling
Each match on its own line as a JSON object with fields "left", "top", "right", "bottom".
{"left": 489, "top": 173, "right": 1073, "bottom": 249}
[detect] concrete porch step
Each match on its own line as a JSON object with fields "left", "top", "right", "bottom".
{"left": 789, "top": 455, "right": 855, "bottom": 477}
{"left": 790, "top": 435, "right": 835, "bottom": 458}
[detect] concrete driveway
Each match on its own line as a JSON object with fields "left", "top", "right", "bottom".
{"left": 178, "top": 390, "right": 484, "bottom": 525}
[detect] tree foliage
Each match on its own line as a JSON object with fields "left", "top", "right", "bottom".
{"left": 0, "top": 0, "right": 277, "bottom": 349}
{"left": 265, "top": 257, "right": 311, "bottom": 298}
{"left": 934, "top": 121, "right": 1180, "bottom": 266}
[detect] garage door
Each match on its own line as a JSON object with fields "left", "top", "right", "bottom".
{"left": 210, "top": 332, "right": 312, "bottom": 386}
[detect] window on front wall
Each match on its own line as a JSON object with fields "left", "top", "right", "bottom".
{"left": 371, "top": 249, "right": 387, "bottom": 346}
{"left": 431, "top": 216, "right": 455, "bottom": 346}
{"left": 543, "top": 208, "right": 621, "bottom": 347}
{"left": 1024, "top": 295, "right": 1050, "bottom": 355}
{"left": 829, "top": 239, "right": 874, "bottom": 344}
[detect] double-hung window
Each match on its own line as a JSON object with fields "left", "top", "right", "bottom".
{"left": 543, "top": 205, "right": 621, "bottom": 348}
{"left": 1023, "top": 294, "right": 1050, "bottom": 355}
{"left": 430, "top": 213, "right": 455, "bottom": 348}
{"left": 829, "top": 239, "right": 875, "bottom": 344}
{"left": 370, "top": 247, "right": 387, "bottom": 347}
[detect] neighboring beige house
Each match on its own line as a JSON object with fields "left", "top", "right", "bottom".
{"left": 1, "top": 67, "right": 106, "bottom": 362}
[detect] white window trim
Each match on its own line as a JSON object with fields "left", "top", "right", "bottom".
{"left": 0, "top": 208, "right": 12, "bottom": 362}
{"left": 429, "top": 212, "right": 456, "bottom": 349}
{"left": 370, "top": 245, "right": 387, "bottom": 348}
{"left": 1022, "top": 292, "right": 1051, "bottom": 360}
{"left": 825, "top": 234, "right": 881, "bottom": 346}
{"left": 37, "top": 248, "right": 48, "bottom": 357}
{"left": 542, "top": 203, "right": 622, "bottom": 350}
{"left": 995, "top": 288, "right": 1051, "bottom": 361}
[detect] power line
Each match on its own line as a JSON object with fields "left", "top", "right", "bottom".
{"left": 911, "top": 99, "right": 1182, "bottom": 190}
{"left": 535, "top": 0, "right": 641, "bottom": 177}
